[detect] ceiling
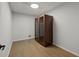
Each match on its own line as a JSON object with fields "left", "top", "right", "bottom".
{"left": 9, "top": 2, "right": 64, "bottom": 16}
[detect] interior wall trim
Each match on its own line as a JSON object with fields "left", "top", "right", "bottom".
{"left": 53, "top": 43, "right": 79, "bottom": 57}
{"left": 13, "top": 37, "right": 35, "bottom": 42}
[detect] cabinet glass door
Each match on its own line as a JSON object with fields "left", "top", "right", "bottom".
{"left": 39, "top": 16, "right": 44, "bottom": 42}
{"left": 35, "top": 18, "right": 39, "bottom": 40}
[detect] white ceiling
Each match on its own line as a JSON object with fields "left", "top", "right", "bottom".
{"left": 9, "top": 2, "right": 63, "bottom": 16}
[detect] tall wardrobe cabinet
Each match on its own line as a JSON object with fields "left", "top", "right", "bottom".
{"left": 35, "top": 14, "right": 53, "bottom": 47}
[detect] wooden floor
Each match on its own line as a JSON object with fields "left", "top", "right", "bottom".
{"left": 9, "top": 39, "right": 76, "bottom": 57}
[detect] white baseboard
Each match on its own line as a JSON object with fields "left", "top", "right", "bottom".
{"left": 13, "top": 37, "right": 35, "bottom": 42}
{"left": 53, "top": 43, "right": 79, "bottom": 57}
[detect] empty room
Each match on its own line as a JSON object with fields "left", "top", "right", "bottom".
{"left": 0, "top": 1, "right": 79, "bottom": 57}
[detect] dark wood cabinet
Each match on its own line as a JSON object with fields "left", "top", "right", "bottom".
{"left": 35, "top": 14, "right": 53, "bottom": 47}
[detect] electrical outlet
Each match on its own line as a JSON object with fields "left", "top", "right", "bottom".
{"left": 28, "top": 35, "right": 31, "bottom": 37}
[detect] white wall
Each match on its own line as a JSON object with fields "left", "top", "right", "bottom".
{"left": 0, "top": 2, "right": 12, "bottom": 57}
{"left": 47, "top": 2, "right": 79, "bottom": 56}
{"left": 12, "top": 13, "right": 35, "bottom": 41}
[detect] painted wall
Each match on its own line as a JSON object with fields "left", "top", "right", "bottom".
{"left": 0, "top": 2, "right": 12, "bottom": 57}
{"left": 12, "top": 13, "right": 35, "bottom": 41}
{"left": 47, "top": 2, "right": 79, "bottom": 56}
